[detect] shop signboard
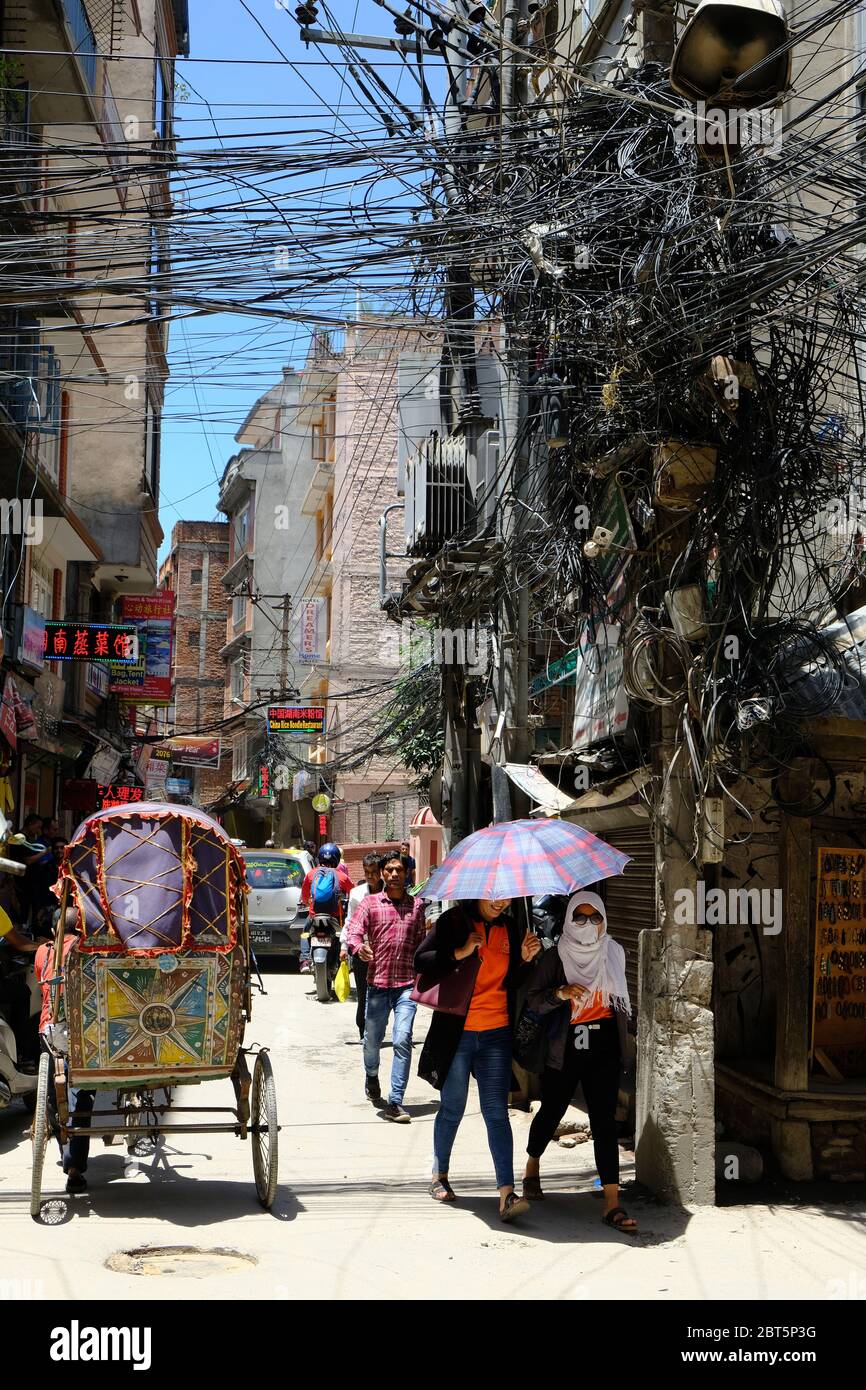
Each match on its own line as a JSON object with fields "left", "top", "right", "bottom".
{"left": 166, "top": 736, "right": 221, "bottom": 769}
{"left": 571, "top": 621, "right": 628, "bottom": 751}
{"left": 109, "top": 593, "right": 174, "bottom": 705}
{"left": 44, "top": 622, "right": 138, "bottom": 663}
{"left": 96, "top": 784, "right": 145, "bottom": 810}
{"left": 297, "top": 598, "right": 325, "bottom": 663}
{"left": 812, "top": 847, "right": 866, "bottom": 1078}
{"left": 165, "top": 778, "right": 191, "bottom": 795}
{"left": 267, "top": 705, "right": 325, "bottom": 735}
{"left": 18, "top": 605, "right": 45, "bottom": 671}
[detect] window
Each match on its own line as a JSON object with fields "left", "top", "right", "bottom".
{"left": 311, "top": 395, "right": 336, "bottom": 463}
{"left": 233, "top": 504, "right": 250, "bottom": 557}
{"left": 187, "top": 628, "right": 199, "bottom": 646}
{"left": 232, "top": 733, "right": 248, "bottom": 780}
{"left": 154, "top": 57, "right": 171, "bottom": 140}
{"left": 230, "top": 656, "right": 245, "bottom": 703}
{"left": 232, "top": 592, "right": 246, "bottom": 628}
{"left": 244, "top": 857, "right": 305, "bottom": 890}
{"left": 190, "top": 568, "right": 202, "bottom": 585}
{"left": 28, "top": 556, "right": 53, "bottom": 619}
{"left": 144, "top": 395, "right": 160, "bottom": 498}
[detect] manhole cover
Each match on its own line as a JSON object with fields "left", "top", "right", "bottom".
{"left": 106, "top": 1246, "right": 256, "bottom": 1278}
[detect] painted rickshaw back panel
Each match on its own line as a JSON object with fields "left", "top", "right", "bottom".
{"left": 65, "top": 942, "right": 246, "bottom": 1089}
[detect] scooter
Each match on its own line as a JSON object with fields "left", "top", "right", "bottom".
{"left": 0, "top": 950, "right": 40, "bottom": 1111}
{"left": 0, "top": 841, "right": 41, "bottom": 1112}
{"left": 310, "top": 912, "right": 342, "bottom": 1003}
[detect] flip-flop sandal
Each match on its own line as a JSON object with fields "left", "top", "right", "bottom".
{"left": 430, "top": 1178, "right": 457, "bottom": 1202}
{"left": 522, "top": 1176, "right": 545, "bottom": 1200}
{"left": 499, "top": 1192, "right": 530, "bottom": 1222}
{"left": 603, "top": 1206, "right": 637, "bottom": 1234}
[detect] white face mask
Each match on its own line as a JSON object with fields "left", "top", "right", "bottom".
{"left": 572, "top": 921, "right": 600, "bottom": 946}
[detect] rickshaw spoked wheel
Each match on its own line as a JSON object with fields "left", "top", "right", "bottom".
{"left": 251, "top": 1050, "right": 278, "bottom": 1209}
{"left": 30, "top": 1050, "right": 51, "bottom": 1220}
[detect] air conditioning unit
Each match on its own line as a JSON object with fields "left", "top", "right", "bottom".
{"left": 468, "top": 429, "right": 500, "bottom": 535}
{"left": 405, "top": 432, "right": 468, "bottom": 556}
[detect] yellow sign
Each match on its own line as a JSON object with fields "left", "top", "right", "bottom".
{"left": 812, "top": 847, "right": 866, "bottom": 1078}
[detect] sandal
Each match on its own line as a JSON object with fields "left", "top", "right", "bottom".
{"left": 499, "top": 1192, "right": 530, "bottom": 1222}
{"left": 429, "top": 1178, "right": 457, "bottom": 1202}
{"left": 603, "top": 1206, "right": 637, "bottom": 1234}
{"left": 522, "top": 1175, "right": 545, "bottom": 1201}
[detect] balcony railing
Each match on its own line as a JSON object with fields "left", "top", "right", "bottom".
{"left": 60, "top": 0, "right": 98, "bottom": 94}
{"left": 0, "top": 121, "right": 43, "bottom": 203}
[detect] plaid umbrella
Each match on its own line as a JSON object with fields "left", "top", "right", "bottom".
{"left": 418, "top": 818, "right": 631, "bottom": 902}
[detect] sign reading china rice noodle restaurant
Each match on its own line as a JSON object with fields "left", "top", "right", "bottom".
{"left": 267, "top": 705, "right": 325, "bottom": 735}
{"left": 109, "top": 593, "right": 174, "bottom": 705}
{"left": 812, "top": 847, "right": 866, "bottom": 1078}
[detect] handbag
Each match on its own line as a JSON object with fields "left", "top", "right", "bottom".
{"left": 513, "top": 1004, "right": 550, "bottom": 1072}
{"left": 411, "top": 953, "right": 479, "bottom": 1016}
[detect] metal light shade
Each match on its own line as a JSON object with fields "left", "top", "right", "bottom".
{"left": 670, "top": 0, "right": 791, "bottom": 105}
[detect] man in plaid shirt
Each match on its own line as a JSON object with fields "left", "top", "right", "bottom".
{"left": 347, "top": 850, "right": 427, "bottom": 1122}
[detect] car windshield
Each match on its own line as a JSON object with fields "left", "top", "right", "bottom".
{"left": 245, "top": 857, "right": 305, "bottom": 890}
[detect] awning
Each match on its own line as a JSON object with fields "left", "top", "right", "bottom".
{"left": 503, "top": 763, "right": 578, "bottom": 814}
{"left": 564, "top": 766, "right": 651, "bottom": 813}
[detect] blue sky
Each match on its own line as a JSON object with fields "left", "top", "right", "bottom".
{"left": 158, "top": 0, "right": 433, "bottom": 559}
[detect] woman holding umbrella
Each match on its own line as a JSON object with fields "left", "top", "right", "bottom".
{"left": 521, "top": 891, "right": 637, "bottom": 1234}
{"left": 415, "top": 894, "right": 541, "bottom": 1220}
{"left": 413, "top": 817, "right": 630, "bottom": 1223}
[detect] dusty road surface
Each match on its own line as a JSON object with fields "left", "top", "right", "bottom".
{"left": 2, "top": 966, "right": 865, "bottom": 1301}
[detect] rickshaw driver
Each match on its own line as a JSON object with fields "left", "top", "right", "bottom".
{"left": 34, "top": 909, "right": 94, "bottom": 1194}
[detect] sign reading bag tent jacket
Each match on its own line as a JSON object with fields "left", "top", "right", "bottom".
{"left": 572, "top": 621, "right": 628, "bottom": 750}
{"left": 109, "top": 593, "right": 174, "bottom": 705}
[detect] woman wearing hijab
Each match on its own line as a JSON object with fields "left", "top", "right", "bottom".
{"left": 520, "top": 891, "right": 637, "bottom": 1234}
{"left": 414, "top": 896, "right": 542, "bottom": 1221}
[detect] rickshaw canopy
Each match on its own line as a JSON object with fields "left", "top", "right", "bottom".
{"left": 57, "top": 803, "right": 247, "bottom": 955}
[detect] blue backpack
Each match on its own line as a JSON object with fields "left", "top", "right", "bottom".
{"left": 311, "top": 867, "right": 339, "bottom": 915}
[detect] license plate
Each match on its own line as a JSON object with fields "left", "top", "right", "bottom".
{"left": 314, "top": 936, "right": 332, "bottom": 945}
{"left": 250, "top": 930, "right": 270, "bottom": 944}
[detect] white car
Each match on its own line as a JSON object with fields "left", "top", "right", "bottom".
{"left": 244, "top": 849, "right": 314, "bottom": 959}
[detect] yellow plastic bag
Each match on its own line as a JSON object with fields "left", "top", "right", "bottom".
{"left": 334, "top": 959, "right": 351, "bottom": 1003}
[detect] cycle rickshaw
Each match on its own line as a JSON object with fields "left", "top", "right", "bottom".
{"left": 30, "top": 803, "right": 278, "bottom": 1219}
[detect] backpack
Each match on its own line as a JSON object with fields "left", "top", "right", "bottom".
{"left": 310, "top": 866, "right": 339, "bottom": 915}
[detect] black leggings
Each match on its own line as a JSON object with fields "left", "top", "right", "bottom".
{"left": 351, "top": 953, "right": 368, "bottom": 1037}
{"left": 527, "top": 1016, "right": 621, "bottom": 1185}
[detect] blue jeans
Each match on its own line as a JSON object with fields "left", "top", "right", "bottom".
{"left": 433, "top": 1026, "right": 515, "bottom": 1188}
{"left": 363, "top": 984, "right": 417, "bottom": 1105}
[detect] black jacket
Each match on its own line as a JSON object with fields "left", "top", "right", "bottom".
{"left": 414, "top": 905, "right": 534, "bottom": 1090}
{"left": 526, "top": 942, "right": 629, "bottom": 1072}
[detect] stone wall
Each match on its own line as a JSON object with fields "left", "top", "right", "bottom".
{"left": 811, "top": 1122, "right": 866, "bottom": 1181}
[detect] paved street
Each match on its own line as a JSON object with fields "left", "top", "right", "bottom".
{"left": 2, "top": 966, "right": 865, "bottom": 1301}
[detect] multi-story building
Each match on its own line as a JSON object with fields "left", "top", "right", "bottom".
{"left": 157, "top": 520, "right": 231, "bottom": 807}
{"left": 216, "top": 323, "right": 436, "bottom": 849}
{"left": 0, "top": 0, "right": 187, "bottom": 824}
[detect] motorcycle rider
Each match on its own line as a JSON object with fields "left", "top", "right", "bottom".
{"left": 299, "top": 844, "right": 353, "bottom": 975}
{"left": 0, "top": 899, "right": 40, "bottom": 1071}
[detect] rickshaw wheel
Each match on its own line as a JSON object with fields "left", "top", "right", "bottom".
{"left": 30, "top": 1051, "right": 51, "bottom": 1220}
{"left": 251, "top": 1051, "right": 278, "bottom": 1209}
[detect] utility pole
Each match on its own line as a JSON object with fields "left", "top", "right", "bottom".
{"left": 629, "top": 3, "right": 715, "bottom": 1206}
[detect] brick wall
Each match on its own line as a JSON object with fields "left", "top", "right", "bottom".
{"left": 163, "top": 520, "right": 233, "bottom": 805}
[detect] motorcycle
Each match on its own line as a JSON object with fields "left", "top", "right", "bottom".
{"left": 310, "top": 911, "right": 342, "bottom": 1003}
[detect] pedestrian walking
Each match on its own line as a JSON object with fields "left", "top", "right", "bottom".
{"left": 414, "top": 897, "right": 542, "bottom": 1221}
{"left": 34, "top": 908, "right": 94, "bottom": 1194}
{"left": 347, "top": 852, "right": 426, "bottom": 1122}
{"left": 399, "top": 840, "right": 416, "bottom": 888}
{"left": 340, "top": 852, "right": 383, "bottom": 1040}
{"left": 520, "top": 891, "right": 637, "bottom": 1234}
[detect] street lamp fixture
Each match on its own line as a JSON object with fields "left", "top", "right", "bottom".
{"left": 669, "top": 0, "right": 791, "bottom": 106}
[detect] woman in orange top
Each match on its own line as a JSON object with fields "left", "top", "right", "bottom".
{"left": 415, "top": 897, "right": 541, "bottom": 1221}
{"left": 521, "top": 892, "right": 636, "bottom": 1234}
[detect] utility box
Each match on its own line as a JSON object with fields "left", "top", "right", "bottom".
{"left": 653, "top": 441, "right": 717, "bottom": 508}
